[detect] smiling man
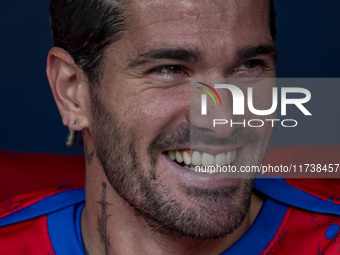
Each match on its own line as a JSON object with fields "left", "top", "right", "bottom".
{"left": 48, "top": 0, "right": 276, "bottom": 253}
{"left": 1, "top": 0, "right": 340, "bottom": 254}
{"left": 45, "top": 0, "right": 337, "bottom": 254}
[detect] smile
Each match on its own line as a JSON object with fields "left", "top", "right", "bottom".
{"left": 166, "top": 150, "right": 237, "bottom": 171}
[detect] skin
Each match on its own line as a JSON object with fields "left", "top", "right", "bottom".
{"left": 47, "top": 0, "right": 276, "bottom": 254}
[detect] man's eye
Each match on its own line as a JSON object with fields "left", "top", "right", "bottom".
{"left": 158, "top": 65, "right": 184, "bottom": 74}
{"left": 146, "top": 64, "right": 188, "bottom": 81}
{"left": 236, "top": 60, "right": 264, "bottom": 70}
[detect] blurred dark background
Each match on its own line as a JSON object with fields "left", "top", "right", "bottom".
{"left": 0, "top": 1, "right": 339, "bottom": 155}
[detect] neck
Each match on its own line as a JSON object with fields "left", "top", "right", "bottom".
{"left": 81, "top": 161, "right": 263, "bottom": 255}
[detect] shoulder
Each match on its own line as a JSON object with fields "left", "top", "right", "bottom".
{"left": 255, "top": 146, "right": 340, "bottom": 254}
{"left": 0, "top": 187, "right": 85, "bottom": 255}
{"left": 255, "top": 178, "right": 340, "bottom": 215}
{"left": 257, "top": 145, "right": 340, "bottom": 214}
{"left": 0, "top": 150, "right": 86, "bottom": 254}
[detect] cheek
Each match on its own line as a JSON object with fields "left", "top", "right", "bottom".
{"left": 123, "top": 87, "right": 190, "bottom": 161}
{"left": 243, "top": 85, "right": 276, "bottom": 138}
{"left": 243, "top": 82, "right": 277, "bottom": 119}
{"left": 127, "top": 87, "right": 190, "bottom": 128}
{"left": 251, "top": 90, "right": 276, "bottom": 112}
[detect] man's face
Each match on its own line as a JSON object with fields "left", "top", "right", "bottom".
{"left": 91, "top": 0, "right": 276, "bottom": 239}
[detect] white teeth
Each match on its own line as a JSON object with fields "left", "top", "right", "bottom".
{"left": 183, "top": 151, "right": 191, "bottom": 165}
{"left": 201, "top": 153, "right": 215, "bottom": 166}
{"left": 215, "top": 153, "right": 226, "bottom": 166}
{"left": 191, "top": 151, "right": 201, "bottom": 165}
{"left": 168, "top": 149, "right": 237, "bottom": 168}
{"left": 168, "top": 150, "right": 176, "bottom": 160}
{"left": 175, "top": 151, "right": 183, "bottom": 163}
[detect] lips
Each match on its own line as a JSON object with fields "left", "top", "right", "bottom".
{"left": 166, "top": 149, "right": 237, "bottom": 170}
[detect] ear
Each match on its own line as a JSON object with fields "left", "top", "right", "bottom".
{"left": 46, "top": 47, "right": 91, "bottom": 131}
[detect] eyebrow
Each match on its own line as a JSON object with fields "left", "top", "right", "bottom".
{"left": 237, "top": 44, "right": 278, "bottom": 62}
{"left": 126, "top": 48, "right": 202, "bottom": 69}
{"left": 126, "top": 44, "right": 277, "bottom": 70}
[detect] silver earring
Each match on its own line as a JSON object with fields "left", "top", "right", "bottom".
{"left": 66, "top": 128, "right": 77, "bottom": 147}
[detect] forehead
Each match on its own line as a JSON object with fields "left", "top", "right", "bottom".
{"left": 124, "top": 0, "right": 272, "bottom": 47}
{"left": 108, "top": 0, "right": 274, "bottom": 68}
{"left": 129, "top": 0, "right": 269, "bottom": 27}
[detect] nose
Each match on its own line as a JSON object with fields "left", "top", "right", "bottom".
{"left": 189, "top": 81, "right": 241, "bottom": 139}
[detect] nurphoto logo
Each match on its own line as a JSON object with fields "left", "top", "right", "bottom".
{"left": 196, "top": 81, "right": 312, "bottom": 128}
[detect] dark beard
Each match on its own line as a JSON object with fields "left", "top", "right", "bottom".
{"left": 91, "top": 96, "right": 261, "bottom": 239}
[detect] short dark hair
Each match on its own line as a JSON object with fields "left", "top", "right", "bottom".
{"left": 50, "top": 0, "right": 276, "bottom": 84}
{"left": 50, "top": 0, "right": 128, "bottom": 84}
